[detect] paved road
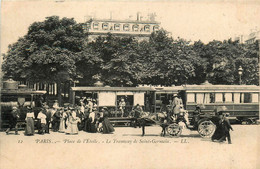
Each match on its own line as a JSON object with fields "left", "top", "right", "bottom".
{"left": 0, "top": 125, "right": 259, "bottom": 169}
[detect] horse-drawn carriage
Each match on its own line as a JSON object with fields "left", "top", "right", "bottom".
{"left": 138, "top": 105, "right": 218, "bottom": 138}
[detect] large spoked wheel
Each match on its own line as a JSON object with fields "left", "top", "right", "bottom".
{"left": 166, "top": 123, "right": 182, "bottom": 137}
{"left": 198, "top": 120, "right": 216, "bottom": 138}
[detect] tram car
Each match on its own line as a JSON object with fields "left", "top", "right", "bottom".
{"left": 70, "top": 82, "right": 259, "bottom": 127}
{"left": 1, "top": 79, "right": 46, "bottom": 129}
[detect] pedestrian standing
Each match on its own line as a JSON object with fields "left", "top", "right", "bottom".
{"left": 218, "top": 112, "right": 234, "bottom": 144}
{"left": 37, "top": 109, "right": 47, "bottom": 135}
{"left": 59, "top": 108, "right": 67, "bottom": 133}
{"left": 52, "top": 107, "right": 61, "bottom": 132}
{"left": 25, "top": 107, "right": 35, "bottom": 136}
{"left": 65, "top": 109, "right": 80, "bottom": 135}
{"left": 44, "top": 105, "right": 51, "bottom": 134}
{"left": 102, "top": 107, "right": 114, "bottom": 134}
{"left": 6, "top": 106, "right": 20, "bottom": 135}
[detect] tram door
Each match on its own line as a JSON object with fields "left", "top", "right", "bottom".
{"left": 178, "top": 90, "right": 187, "bottom": 109}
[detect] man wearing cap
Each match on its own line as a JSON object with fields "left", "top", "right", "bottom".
{"left": 6, "top": 106, "right": 20, "bottom": 135}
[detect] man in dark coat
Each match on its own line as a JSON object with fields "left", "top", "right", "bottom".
{"left": 218, "top": 113, "right": 233, "bottom": 144}
{"left": 132, "top": 104, "right": 143, "bottom": 128}
{"left": 44, "top": 106, "right": 52, "bottom": 134}
{"left": 6, "top": 107, "right": 20, "bottom": 135}
{"left": 52, "top": 108, "right": 61, "bottom": 132}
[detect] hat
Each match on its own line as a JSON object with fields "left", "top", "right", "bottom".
{"left": 217, "top": 106, "right": 227, "bottom": 113}
{"left": 12, "top": 106, "right": 18, "bottom": 110}
{"left": 43, "top": 105, "right": 49, "bottom": 109}
{"left": 102, "top": 107, "right": 108, "bottom": 111}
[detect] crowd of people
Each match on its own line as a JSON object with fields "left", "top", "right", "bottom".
{"left": 5, "top": 94, "right": 233, "bottom": 144}
{"left": 5, "top": 98, "right": 115, "bottom": 136}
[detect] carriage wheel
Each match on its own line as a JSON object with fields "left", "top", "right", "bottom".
{"left": 166, "top": 123, "right": 182, "bottom": 137}
{"left": 198, "top": 120, "right": 216, "bottom": 138}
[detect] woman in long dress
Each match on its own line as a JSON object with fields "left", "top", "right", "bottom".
{"left": 25, "top": 108, "right": 35, "bottom": 136}
{"left": 102, "top": 107, "right": 114, "bottom": 134}
{"left": 65, "top": 110, "right": 80, "bottom": 135}
{"left": 59, "top": 109, "right": 67, "bottom": 133}
{"left": 88, "top": 110, "right": 97, "bottom": 133}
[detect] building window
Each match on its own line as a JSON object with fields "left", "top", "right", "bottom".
{"left": 153, "top": 25, "right": 159, "bottom": 31}
{"left": 102, "top": 23, "right": 109, "bottom": 30}
{"left": 123, "top": 24, "right": 130, "bottom": 31}
{"left": 144, "top": 25, "right": 150, "bottom": 32}
{"left": 114, "top": 24, "right": 120, "bottom": 31}
{"left": 93, "top": 23, "right": 99, "bottom": 30}
{"left": 132, "top": 25, "right": 139, "bottom": 32}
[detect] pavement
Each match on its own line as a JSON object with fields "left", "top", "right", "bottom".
{"left": 0, "top": 125, "right": 259, "bottom": 169}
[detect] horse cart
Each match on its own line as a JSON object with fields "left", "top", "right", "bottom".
{"left": 138, "top": 109, "right": 217, "bottom": 138}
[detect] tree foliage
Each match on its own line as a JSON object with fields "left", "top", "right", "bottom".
{"left": 2, "top": 18, "right": 259, "bottom": 88}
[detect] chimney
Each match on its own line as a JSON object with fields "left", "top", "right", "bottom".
{"left": 137, "top": 12, "right": 140, "bottom": 21}
{"left": 110, "top": 11, "right": 113, "bottom": 20}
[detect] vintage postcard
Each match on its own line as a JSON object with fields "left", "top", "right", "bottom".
{"left": 0, "top": 0, "right": 259, "bottom": 169}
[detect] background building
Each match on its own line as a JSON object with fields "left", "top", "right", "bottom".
{"left": 233, "top": 28, "right": 259, "bottom": 44}
{"left": 84, "top": 13, "right": 160, "bottom": 41}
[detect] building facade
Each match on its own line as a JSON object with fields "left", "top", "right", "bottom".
{"left": 84, "top": 16, "right": 160, "bottom": 41}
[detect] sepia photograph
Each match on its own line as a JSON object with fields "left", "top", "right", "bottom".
{"left": 0, "top": 0, "right": 259, "bottom": 169}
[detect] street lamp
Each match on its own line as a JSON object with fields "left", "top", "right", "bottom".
{"left": 238, "top": 66, "right": 243, "bottom": 85}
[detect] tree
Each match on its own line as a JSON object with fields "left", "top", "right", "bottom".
{"left": 2, "top": 16, "right": 86, "bottom": 105}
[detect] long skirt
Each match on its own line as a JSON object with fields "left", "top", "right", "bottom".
{"left": 25, "top": 117, "right": 35, "bottom": 135}
{"left": 59, "top": 119, "right": 66, "bottom": 133}
{"left": 102, "top": 118, "right": 114, "bottom": 134}
{"left": 65, "top": 122, "right": 79, "bottom": 134}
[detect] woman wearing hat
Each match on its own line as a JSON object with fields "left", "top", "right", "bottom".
{"left": 25, "top": 107, "right": 35, "bottom": 136}
{"left": 102, "top": 107, "right": 114, "bottom": 134}
{"left": 59, "top": 107, "right": 67, "bottom": 133}
{"left": 65, "top": 108, "right": 81, "bottom": 135}
{"left": 87, "top": 109, "right": 97, "bottom": 133}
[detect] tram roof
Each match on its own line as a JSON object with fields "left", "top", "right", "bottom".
{"left": 71, "top": 86, "right": 155, "bottom": 92}
{"left": 1, "top": 89, "right": 46, "bottom": 95}
{"left": 184, "top": 84, "right": 260, "bottom": 92}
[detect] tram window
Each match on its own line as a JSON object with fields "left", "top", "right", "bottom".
{"left": 187, "top": 93, "right": 195, "bottom": 103}
{"left": 210, "top": 93, "right": 215, "bottom": 103}
{"left": 215, "top": 93, "right": 223, "bottom": 103}
{"left": 243, "top": 93, "right": 251, "bottom": 103}
{"left": 204, "top": 93, "right": 211, "bottom": 103}
{"left": 156, "top": 94, "right": 161, "bottom": 100}
{"left": 252, "top": 93, "right": 259, "bottom": 103}
{"left": 234, "top": 93, "right": 240, "bottom": 103}
{"left": 224, "top": 93, "right": 233, "bottom": 103}
{"left": 196, "top": 93, "right": 204, "bottom": 104}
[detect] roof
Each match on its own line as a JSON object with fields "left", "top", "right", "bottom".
{"left": 71, "top": 86, "right": 155, "bottom": 92}
{"left": 86, "top": 19, "right": 160, "bottom": 25}
{"left": 184, "top": 84, "right": 260, "bottom": 92}
{"left": 1, "top": 89, "right": 46, "bottom": 95}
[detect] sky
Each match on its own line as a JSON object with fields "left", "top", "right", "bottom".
{"left": 1, "top": 0, "right": 260, "bottom": 56}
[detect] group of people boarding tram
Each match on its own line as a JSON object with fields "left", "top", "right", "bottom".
{"left": 5, "top": 98, "right": 115, "bottom": 136}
